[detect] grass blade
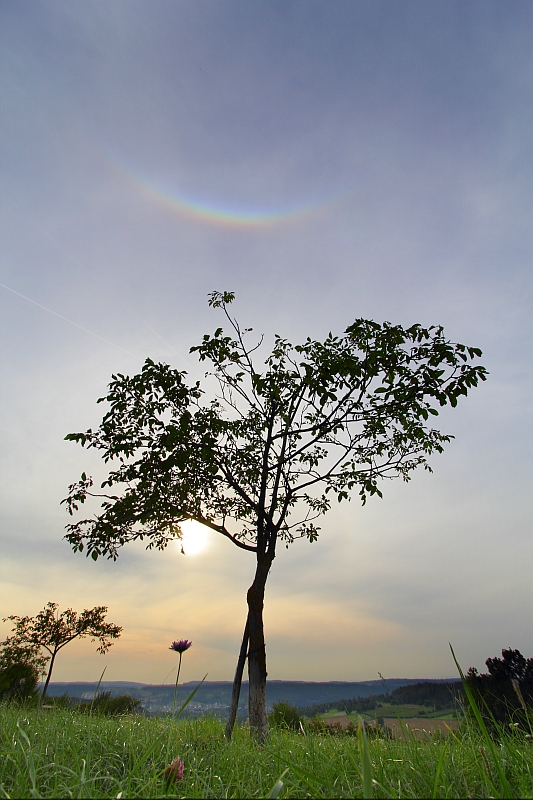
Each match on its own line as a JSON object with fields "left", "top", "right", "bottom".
{"left": 449, "top": 643, "right": 513, "bottom": 799}
{"left": 266, "top": 769, "right": 288, "bottom": 798}
{"left": 358, "top": 719, "right": 373, "bottom": 799}
{"left": 89, "top": 666, "right": 107, "bottom": 716}
{"left": 175, "top": 673, "right": 208, "bottom": 717}
{"left": 432, "top": 739, "right": 448, "bottom": 799}
{"left": 277, "top": 756, "right": 326, "bottom": 795}
{"left": 15, "top": 724, "right": 39, "bottom": 799}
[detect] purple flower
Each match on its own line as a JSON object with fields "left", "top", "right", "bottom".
{"left": 164, "top": 757, "right": 184, "bottom": 783}
{"left": 169, "top": 639, "right": 192, "bottom": 653}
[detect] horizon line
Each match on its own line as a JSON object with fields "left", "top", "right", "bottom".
{"left": 40, "top": 677, "right": 460, "bottom": 685}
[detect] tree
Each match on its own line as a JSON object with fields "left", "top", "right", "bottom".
{"left": 3, "top": 603, "right": 122, "bottom": 704}
{"left": 63, "top": 291, "right": 487, "bottom": 740}
{"left": 465, "top": 649, "right": 533, "bottom": 730}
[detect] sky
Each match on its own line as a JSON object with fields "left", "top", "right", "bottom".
{"left": 0, "top": 0, "right": 531, "bottom": 686}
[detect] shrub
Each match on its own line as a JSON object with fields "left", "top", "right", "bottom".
{"left": 0, "top": 663, "right": 39, "bottom": 704}
{"left": 305, "top": 716, "right": 390, "bottom": 738}
{"left": 305, "top": 716, "right": 330, "bottom": 735}
{"left": 47, "top": 693, "right": 74, "bottom": 709}
{"left": 269, "top": 700, "right": 301, "bottom": 730}
{"left": 79, "top": 691, "right": 143, "bottom": 716}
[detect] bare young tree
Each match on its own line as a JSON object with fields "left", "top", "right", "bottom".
{"left": 63, "top": 291, "right": 486, "bottom": 740}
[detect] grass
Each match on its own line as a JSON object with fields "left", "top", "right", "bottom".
{"left": 1, "top": 703, "right": 532, "bottom": 798}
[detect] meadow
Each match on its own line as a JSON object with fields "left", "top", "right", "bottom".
{"left": 1, "top": 702, "right": 532, "bottom": 798}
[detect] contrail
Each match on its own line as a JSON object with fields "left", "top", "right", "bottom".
{"left": 145, "top": 323, "right": 179, "bottom": 356}
{"left": 4, "top": 201, "right": 138, "bottom": 358}
{"left": 0, "top": 281, "right": 138, "bottom": 359}
{"left": 145, "top": 323, "right": 192, "bottom": 368}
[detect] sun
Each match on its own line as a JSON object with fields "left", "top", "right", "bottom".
{"left": 176, "top": 520, "right": 212, "bottom": 556}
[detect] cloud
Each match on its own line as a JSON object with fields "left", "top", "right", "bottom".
{"left": 1, "top": 1, "right": 531, "bottom": 682}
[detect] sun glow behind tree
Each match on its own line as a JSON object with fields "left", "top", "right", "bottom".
{"left": 176, "top": 521, "right": 212, "bottom": 556}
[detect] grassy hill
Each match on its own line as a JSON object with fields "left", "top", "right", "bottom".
{"left": 300, "top": 681, "right": 463, "bottom": 721}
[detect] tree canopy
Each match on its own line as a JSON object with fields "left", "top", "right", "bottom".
{"left": 64, "top": 291, "right": 486, "bottom": 559}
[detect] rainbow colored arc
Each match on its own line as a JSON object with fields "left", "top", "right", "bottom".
{"left": 118, "top": 165, "right": 328, "bottom": 228}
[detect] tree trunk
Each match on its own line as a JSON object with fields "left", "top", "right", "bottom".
{"left": 40, "top": 651, "right": 57, "bottom": 706}
{"left": 225, "top": 613, "right": 249, "bottom": 740}
{"left": 247, "top": 557, "right": 272, "bottom": 742}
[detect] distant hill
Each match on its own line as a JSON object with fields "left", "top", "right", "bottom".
{"left": 299, "top": 680, "right": 462, "bottom": 717}
{"left": 386, "top": 681, "right": 462, "bottom": 709}
{"left": 42, "top": 678, "right": 458, "bottom": 716}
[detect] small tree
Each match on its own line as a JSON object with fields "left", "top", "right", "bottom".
{"left": 2, "top": 602, "right": 122, "bottom": 704}
{"left": 63, "top": 291, "right": 486, "bottom": 740}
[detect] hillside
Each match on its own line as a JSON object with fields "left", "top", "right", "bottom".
{"left": 42, "top": 678, "right": 458, "bottom": 716}
{"left": 299, "top": 680, "right": 462, "bottom": 718}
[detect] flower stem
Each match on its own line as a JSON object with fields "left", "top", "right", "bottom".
{"left": 173, "top": 652, "right": 183, "bottom": 717}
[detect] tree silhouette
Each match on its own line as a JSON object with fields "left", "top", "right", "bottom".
{"left": 465, "top": 648, "right": 533, "bottom": 729}
{"left": 3, "top": 603, "right": 122, "bottom": 704}
{"left": 63, "top": 291, "right": 486, "bottom": 740}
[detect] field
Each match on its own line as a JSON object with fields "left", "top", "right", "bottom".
{"left": 1, "top": 704, "right": 532, "bottom": 798}
{"left": 321, "top": 703, "right": 460, "bottom": 723}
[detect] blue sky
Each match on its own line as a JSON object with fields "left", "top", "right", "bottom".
{"left": 0, "top": 0, "right": 531, "bottom": 683}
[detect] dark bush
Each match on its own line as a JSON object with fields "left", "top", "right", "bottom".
{"left": 305, "top": 716, "right": 341, "bottom": 735}
{"left": 47, "top": 693, "right": 75, "bottom": 709}
{"left": 0, "top": 663, "right": 39, "bottom": 703}
{"left": 79, "top": 691, "right": 142, "bottom": 716}
{"left": 269, "top": 700, "right": 301, "bottom": 730}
